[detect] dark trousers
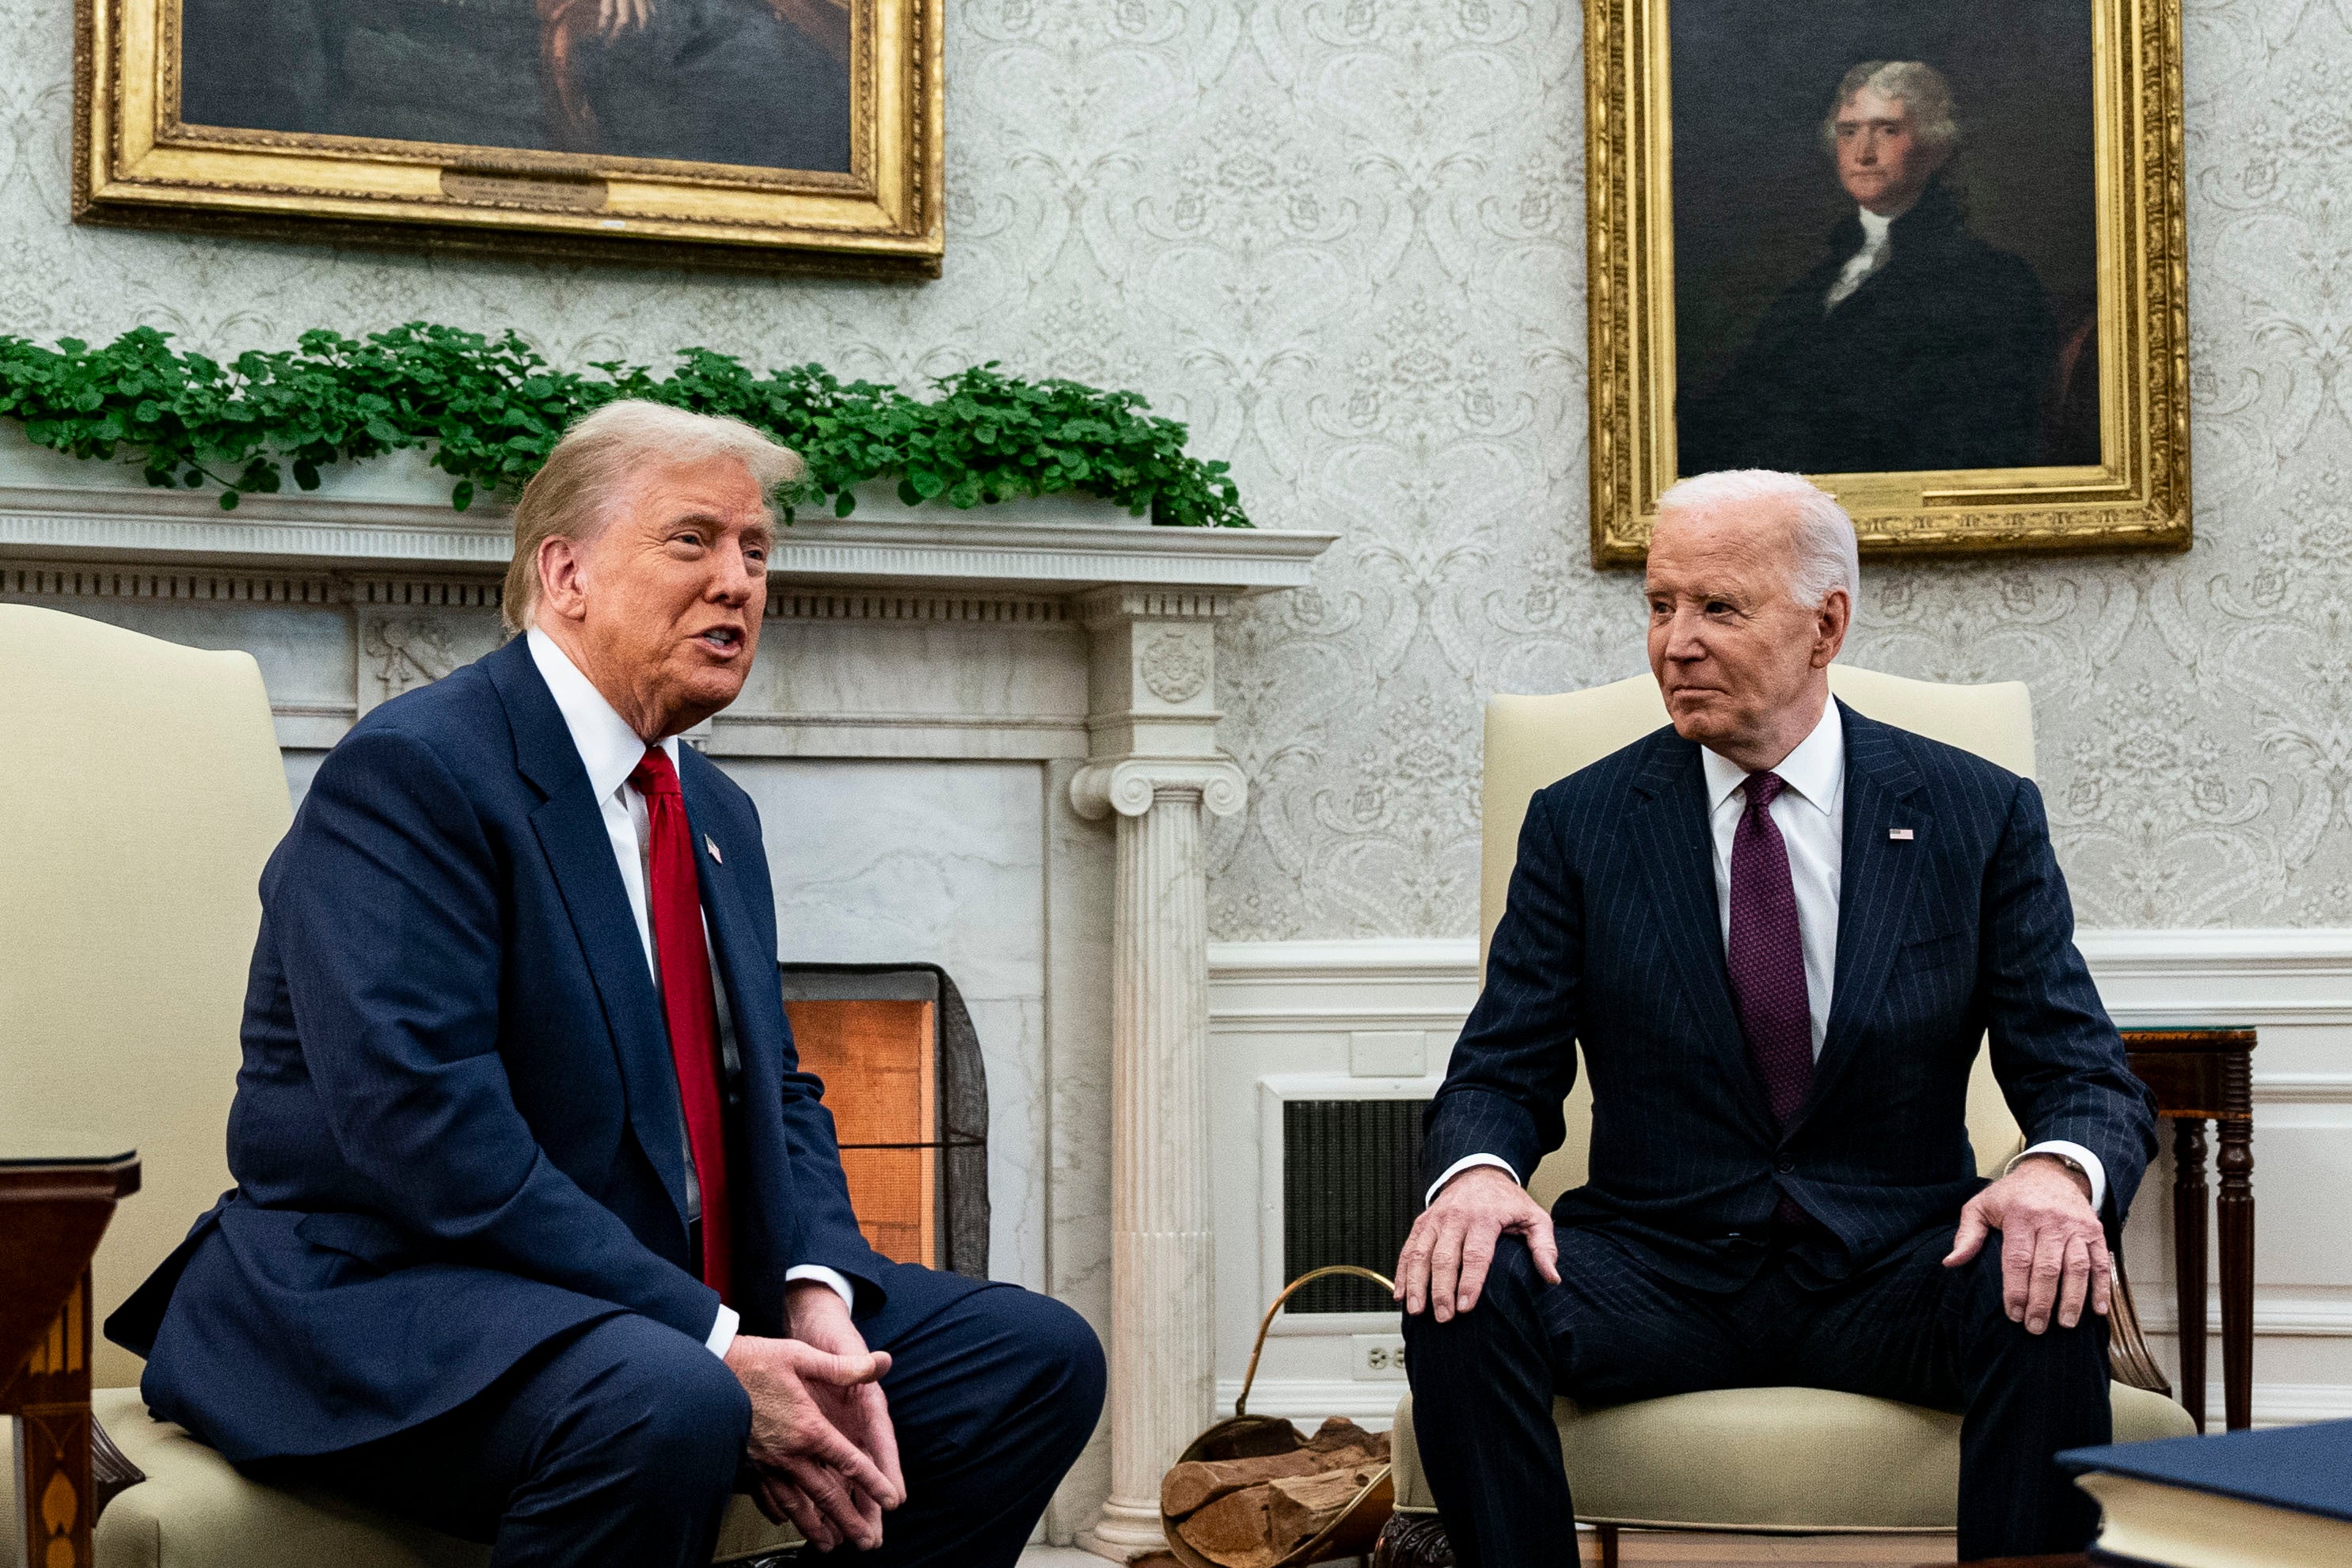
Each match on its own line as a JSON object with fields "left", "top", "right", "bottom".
{"left": 257, "top": 1265, "right": 1104, "bottom": 1568}
{"left": 1401, "top": 1224, "right": 2110, "bottom": 1566}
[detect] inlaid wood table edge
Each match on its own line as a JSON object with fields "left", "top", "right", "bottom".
{"left": 2118, "top": 1028, "right": 2255, "bottom": 1433}
{"left": 1, "top": 1152, "right": 140, "bottom": 1568}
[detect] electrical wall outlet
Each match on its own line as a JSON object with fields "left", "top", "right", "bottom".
{"left": 1351, "top": 1334, "right": 1408, "bottom": 1380}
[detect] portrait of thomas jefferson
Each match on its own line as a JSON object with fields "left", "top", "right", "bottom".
{"left": 180, "top": 0, "right": 853, "bottom": 174}
{"left": 1678, "top": 61, "right": 2061, "bottom": 476}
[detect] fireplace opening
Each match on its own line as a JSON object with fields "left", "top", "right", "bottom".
{"left": 777, "top": 962, "right": 990, "bottom": 1279}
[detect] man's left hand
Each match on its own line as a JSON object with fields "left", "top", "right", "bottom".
{"left": 758, "top": 1281, "right": 904, "bottom": 1546}
{"left": 1943, "top": 1154, "right": 2110, "bottom": 1335}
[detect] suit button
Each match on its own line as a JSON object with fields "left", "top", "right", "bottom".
{"left": 1775, "top": 1159, "right": 1795, "bottom": 1174}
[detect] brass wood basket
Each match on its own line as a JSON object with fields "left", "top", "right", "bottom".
{"left": 1161, "top": 1266, "right": 1398, "bottom": 1568}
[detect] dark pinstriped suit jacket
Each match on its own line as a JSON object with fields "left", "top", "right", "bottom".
{"left": 1426, "top": 700, "right": 2158, "bottom": 1289}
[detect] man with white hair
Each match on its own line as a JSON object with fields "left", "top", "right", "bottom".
{"left": 109, "top": 401, "right": 1104, "bottom": 1567}
{"left": 1394, "top": 471, "right": 2154, "bottom": 1561}
{"left": 1679, "top": 61, "right": 2058, "bottom": 475}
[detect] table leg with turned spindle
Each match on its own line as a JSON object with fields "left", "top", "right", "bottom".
{"left": 2217, "top": 1051, "right": 2255, "bottom": 1432}
{"left": 2171, "top": 1118, "right": 2209, "bottom": 1433}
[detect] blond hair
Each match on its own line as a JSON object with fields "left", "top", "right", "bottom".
{"left": 501, "top": 401, "right": 806, "bottom": 635}
{"left": 1656, "top": 469, "right": 1860, "bottom": 609}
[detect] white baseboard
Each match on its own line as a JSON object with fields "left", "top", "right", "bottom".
{"left": 1214, "top": 1378, "right": 1401, "bottom": 1429}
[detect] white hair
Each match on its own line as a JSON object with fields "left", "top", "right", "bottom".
{"left": 1820, "top": 60, "right": 1960, "bottom": 160}
{"left": 1655, "top": 469, "right": 1860, "bottom": 609}
{"left": 503, "top": 400, "right": 805, "bottom": 635}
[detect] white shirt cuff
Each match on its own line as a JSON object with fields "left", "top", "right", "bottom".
{"left": 785, "top": 1264, "right": 857, "bottom": 1316}
{"left": 1427, "top": 1152, "right": 1519, "bottom": 1207}
{"left": 2012, "top": 1141, "right": 2107, "bottom": 1213}
{"left": 705, "top": 1302, "right": 740, "bottom": 1359}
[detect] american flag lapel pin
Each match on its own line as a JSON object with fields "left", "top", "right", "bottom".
{"left": 705, "top": 835, "right": 724, "bottom": 864}
{"left": 1889, "top": 828, "right": 1915, "bottom": 841}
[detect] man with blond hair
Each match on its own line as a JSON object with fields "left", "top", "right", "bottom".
{"left": 1395, "top": 470, "right": 2154, "bottom": 1562}
{"left": 110, "top": 401, "right": 1104, "bottom": 1567}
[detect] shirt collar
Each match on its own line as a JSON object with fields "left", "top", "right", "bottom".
{"left": 1700, "top": 693, "right": 1844, "bottom": 816}
{"left": 1856, "top": 206, "right": 1894, "bottom": 248}
{"left": 525, "top": 626, "right": 678, "bottom": 803}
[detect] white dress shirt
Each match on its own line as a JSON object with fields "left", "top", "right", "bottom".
{"left": 1824, "top": 205, "right": 1894, "bottom": 313}
{"left": 526, "top": 628, "right": 854, "bottom": 1356}
{"left": 1431, "top": 693, "right": 2107, "bottom": 1210}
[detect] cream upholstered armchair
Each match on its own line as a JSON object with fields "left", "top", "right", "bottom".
{"left": 0, "top": 605, "right": 801, "bottom": 1568}
{"left": 1378, "top": 666, "right": 2194, "bottom": 1567}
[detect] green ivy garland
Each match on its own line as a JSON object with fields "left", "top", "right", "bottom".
{"left": 0, "top": 321, "right": 1249, "bottom": 527}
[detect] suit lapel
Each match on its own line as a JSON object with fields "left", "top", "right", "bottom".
{"left": 1626, "top": 735, "right": 1780, "bottom": 1137}
{"left": 485, "top": 639, "right": 694, "bottom": 1228}
{"left": 1799, "top": 703, "right": 1928, "bottom": 1127}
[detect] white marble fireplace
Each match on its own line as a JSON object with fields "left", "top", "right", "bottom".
{"left": 0, "top": 433, "right": 1332, "bottom": 1551}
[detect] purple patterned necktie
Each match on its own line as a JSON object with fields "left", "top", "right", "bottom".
{"left": 1727, "top": 772, "right": 1813, "bottom": 1129}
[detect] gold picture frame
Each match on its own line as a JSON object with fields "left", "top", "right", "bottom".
{"left": 74, "top": 0, "right": 943, "bottom": 277}
{"left": 1585, "top": 0, "right": 2188, "bottom": 564}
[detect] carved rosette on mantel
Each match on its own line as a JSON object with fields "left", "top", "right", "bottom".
{"left": 0, "top": 429, "right": 1332, "bottom": 1555}
{"left": 1068, "top": 589, "right": 1248, "bottom": 1559}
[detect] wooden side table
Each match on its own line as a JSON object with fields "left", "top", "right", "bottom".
{"left": 2120, "top": 1028, "right": 2255, "bottom": 1432}
{"left": 1, "top": 1146, "right": 139, "bottom": 1568}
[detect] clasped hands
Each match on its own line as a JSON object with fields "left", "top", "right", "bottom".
{"left": 1395, "top": 1154, "right": 2109, "bottom": 1335}
{"left": 724, "top": 1280, "right": 902, "bottom": 1551}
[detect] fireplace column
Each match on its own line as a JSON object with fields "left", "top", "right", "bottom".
{"left": 1070, "top": 588, "right": 1245, "bottom": 1559}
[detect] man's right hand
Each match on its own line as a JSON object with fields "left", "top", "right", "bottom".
{"left": 1394, "top": 1165, "right": 1560, "bottom": 1322}
{"left": 723, "top": 1335, "right": 901, "bottom": 1551}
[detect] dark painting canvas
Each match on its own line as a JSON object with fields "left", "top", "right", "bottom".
{"left": 179, "top": 0, "right": 853, "bottom": 175}
{"left": 1670, "top": 0, "right": 2099, "bottom": 477}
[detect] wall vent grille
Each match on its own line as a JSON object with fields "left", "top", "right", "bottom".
{"left": 1281, "top": 1098, "right": 1427, "bottom": 1313}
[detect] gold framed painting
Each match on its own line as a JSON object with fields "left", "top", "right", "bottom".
{"left": 1585, "top": 0, "right": 2188, "bottom": 563}
{"left": 74, "top": 0, "right": 943, "bottom": 275}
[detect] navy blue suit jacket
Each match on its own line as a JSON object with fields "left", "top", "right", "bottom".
{"left": 1426, "top": 702, "right": 2157, "bottom": 1289}
{"left": 108, "top": 636, "right": 940, "bottom": 1461}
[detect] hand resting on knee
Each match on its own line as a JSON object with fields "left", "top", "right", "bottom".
{"left": 1394, "top": 1165, "right": 1562, "bottom": 1322}
{"left": 1942, "top": 1152, "right": 2111, "bottom": 1335}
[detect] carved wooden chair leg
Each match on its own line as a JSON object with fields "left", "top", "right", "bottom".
{"left": 1370, "top": 1513, "right": 1456, "bottom": 1568}
{"left": 1593, "top": 1522, "right": 1621, "bottom": 1568}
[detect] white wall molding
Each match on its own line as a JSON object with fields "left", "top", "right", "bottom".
{"left": 0, "top": 455, "right": 1336, "bottom": 594}
{"left": 1210, "top": 929, "right": 2352, "bottom": 1042}
{"left": 1213, "top": 1379, "right": 1401, "bottom": 1428}
{"left": 1206, "top": 938, "right": 1479, "bottom": 1033}
{"left": 2076, "top": 928, "right": 2352, "bottom": 1026}
{"left": 2137, "top": 1295, "right": 2352, "bottom": 1338}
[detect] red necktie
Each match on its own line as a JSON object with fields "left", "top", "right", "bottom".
{"left": 628, "top": 746, "right": 734, "bottom": 1302}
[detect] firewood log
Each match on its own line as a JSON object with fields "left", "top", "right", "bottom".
{"left": 1161, "top": 1448, "right": 1333, "bottom": 1519}
{"left": 1265, "top": 1464, "right": 1385, "bottom": 1554}
{"left": 1173, "top": 1483, "right": 1279, "bottom": 1568}
{"left": 1302, "top": 1416, "right": 1389, "bottom": 1457}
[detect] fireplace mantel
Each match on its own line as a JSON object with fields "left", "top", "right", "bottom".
{"left": 0, "top": 435, "right": 1330, "bottom": 597}
{"left": 0, "top": 439, "right": 1331, "bottom": 1555}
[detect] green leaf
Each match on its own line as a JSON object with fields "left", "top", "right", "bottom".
{"left": 0, "top": 325, "right": 1249, "bottom": 529}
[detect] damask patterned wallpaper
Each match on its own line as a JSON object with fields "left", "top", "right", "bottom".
{"left": 2, "top": 0, "right": 2342, "bottom": 936}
